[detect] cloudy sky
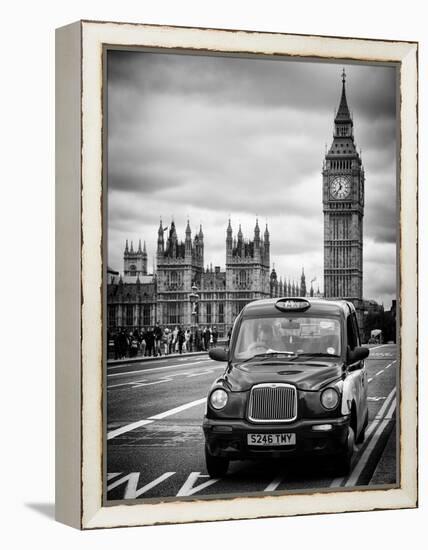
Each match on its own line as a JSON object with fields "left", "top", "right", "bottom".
{"left": 107, "top": 49, "right": 397, "bottom": 307}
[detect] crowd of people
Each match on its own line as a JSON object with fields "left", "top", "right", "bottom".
{"left": 108, "top": 323, "right": 220, "bottom": 360}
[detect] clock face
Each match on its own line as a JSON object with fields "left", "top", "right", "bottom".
{"left": 330, "top": 176, "right": 351, "bottom": 199}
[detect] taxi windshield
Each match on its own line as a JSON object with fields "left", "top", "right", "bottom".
{"left": 233, "top": 316, "right": 341, "bottom": 362}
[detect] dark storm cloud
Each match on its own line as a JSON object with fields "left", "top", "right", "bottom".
{"left": 107, "top": 50, "right": 397, "bottom": 305}
{"left": 107, "top": 51, "right": 396, "bottom": 117}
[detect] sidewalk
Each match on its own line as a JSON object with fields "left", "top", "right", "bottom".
{"left": 107, "top": 350, "right": 208, "bottom": 366}
{"left": 369, "top": 422, "right": 397, "bottom": 486}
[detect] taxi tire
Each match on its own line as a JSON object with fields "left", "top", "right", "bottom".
{"left": 356, "top": 410, "right": 369, "bottom": 444}
{"left": 336, "top": 426, "right": 355, "bottom": 476}
{"left": 205, "top": 445, "right": 229, "bottom": 478}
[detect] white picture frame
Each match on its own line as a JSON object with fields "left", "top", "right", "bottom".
{"left": 55, "top": 20, "right": 418, "bottom": 529}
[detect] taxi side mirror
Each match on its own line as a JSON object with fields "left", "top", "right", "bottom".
{"left": 209, "top": 347, "right": 229, "bottom": 362}
{"left": 347, "top": 346, "right": 369, "bottom": 367}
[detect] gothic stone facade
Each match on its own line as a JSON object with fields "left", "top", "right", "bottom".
{"left": 323, "top": 70, "right": 365, "bottom": 328}
{"left": 156, "top": 218, "right": 272, "bottom": 336}
{"left": 107, "top": 220, "right": 311, "bottom": 337}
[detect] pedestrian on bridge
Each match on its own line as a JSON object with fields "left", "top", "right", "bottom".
{"left": 177, "top": 326, "right": 185, "bottom": 354}
{"left": 154, "top": 321, "right": 163, "bottom": 357}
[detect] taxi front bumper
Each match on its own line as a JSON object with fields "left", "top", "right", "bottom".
{"left": 203, "top": 416, "right": 350, "bottom": 460}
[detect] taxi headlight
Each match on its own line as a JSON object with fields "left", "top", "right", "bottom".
{"left": 210, "top": 389, "right": 228, "bottom": 410}
{"left": 321, "top": 388, "right": 339, "bottom": 410}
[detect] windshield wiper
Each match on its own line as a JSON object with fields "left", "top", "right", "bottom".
{"left": 295, "top": 352, "right": 340, "bottom": 358}
{"left": 239, "top": 351, "right": 297, "bottom": 364}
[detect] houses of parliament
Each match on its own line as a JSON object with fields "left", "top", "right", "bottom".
{"left": 107, "top": 219, "right": 321, "bottom": 337}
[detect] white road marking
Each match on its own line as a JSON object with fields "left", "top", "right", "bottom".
{"left": 345, "top": 397, "right": 396, "bottom": 487}
{"left": 107, "top": 397, "right": 207, "bottom": 439}
{"left": 107, "top": 359, "right": 213, "bottom": 378}
{"left": 108, "top": 365, "right": 222, "bottom": 390}
{"left": 176, "top": 472, "right": 219, "bottom": 496}
{"left": 374, "top": 387, "right": 396, "bottom": 419}
{"left": 369, "top": 344, "right": 396, "bottom": 351}
{"left": 149, "top": 398, "right": 206, "bottom": 420}
{"left": 107, "top": 472, "right": 122, "bottom": 481}
{"left": 108, "top": 379, "right": 148, "bottom": 389}
{"left": 367, "top": 396, "right": 386, "bottom": 402}
{"left": 330, "top": 387, "right": 396, "bottom": 488}
{"left": 186, "top": 369, "right": 215, "bottom": 378}
{"left": 376, "top": 370, "right": 384, "bottom": 376}
{"left": 107, "top": 359, "right": 169, "bottom": 370}
{"left": 107, "top": 472, "right": 175, "bottom": 499}
{"left": 384, "top": 399, "right": 396, "bottom": 420}
{"left": 368, "top": 377, "right": 373, "bottom": 383}
{"left": 264, "top": 476, "right": 284, "bottom": 491}
{"left": 132, "top": 378, "right": 172, "bottom": 388}
{"left": 107, "top": 419, "right": 154, "bottom": 440}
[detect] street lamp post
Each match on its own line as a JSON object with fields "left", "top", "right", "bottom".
{"left": 189, "top": 283, "right": 199, "bottom": 352}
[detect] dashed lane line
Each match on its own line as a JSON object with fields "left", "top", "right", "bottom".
{"left": 107, "top": 358, "right": 214, "bottom": 378}
{"left": 366, "top": 361, "right": 396, "bottom": 386}
{"left": 107, "top": 397, "right": 207, "bottom": 440}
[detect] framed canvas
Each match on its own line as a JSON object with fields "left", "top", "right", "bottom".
{"left": 55, "top": 20, "right": 418, "bottom": 529}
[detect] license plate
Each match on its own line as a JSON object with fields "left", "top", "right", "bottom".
{"left": 247, "top": 433, "right": 296, "bottom": 446}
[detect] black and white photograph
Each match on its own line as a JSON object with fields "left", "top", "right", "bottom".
{"left": 105, "top": 49, "right": 398, "bottom": 502}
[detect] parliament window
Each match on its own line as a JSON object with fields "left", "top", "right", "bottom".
{"left": 126, "top": 305, "right": 133, "bottom": 326}
{"left": 219, "top": 303, "right": 224, "bottom": 324}
{"left": 143, "top": 305, "right": 150, "bottom": 326}
{"left": 108, "top": 306, "right": 116, "bottom": 327}
{"left": 168, "top": 303, "right": 180, "bottom": 325}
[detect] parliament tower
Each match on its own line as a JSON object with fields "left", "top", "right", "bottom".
{"left": 323, "top": 69, "right": 365, "bottom": 327}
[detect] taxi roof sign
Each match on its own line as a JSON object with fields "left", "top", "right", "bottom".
{"left": 275, "top": 298, "right": 311, "bottom": 312}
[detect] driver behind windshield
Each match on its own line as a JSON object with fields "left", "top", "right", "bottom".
{"left": 245, "top": 323, "right": 277, "bottom": 355}
{"left": 257, "top": 324, "right": 275, "bottom": 348}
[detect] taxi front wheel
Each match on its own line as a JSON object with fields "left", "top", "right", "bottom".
{"left": 336, "top": 426, "right": 355, "bottom": 476}
{"left": 356, "top": 410, "right": 369, "bottom": 444}
{"left": 205, "top": 445, "right": 229, "bottom": 478}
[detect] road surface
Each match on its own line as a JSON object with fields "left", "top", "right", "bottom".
{"left": 106, "top": 344, "right": 397, "bottom": 501}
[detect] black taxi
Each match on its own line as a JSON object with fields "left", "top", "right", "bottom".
{"left": 203, "top": 297, "right": 369, "bottom": 477}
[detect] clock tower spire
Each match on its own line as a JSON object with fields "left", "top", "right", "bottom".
{"left": 323, "top": 69, "right": 365, "bottom": 329}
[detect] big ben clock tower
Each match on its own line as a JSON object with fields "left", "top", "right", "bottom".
{"left": 323, "top": 69, "right": 365, "bottom": 328}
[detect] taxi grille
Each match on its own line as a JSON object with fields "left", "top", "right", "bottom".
{"left": 248, "top": 383, "right": 297, "bottom": 423}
